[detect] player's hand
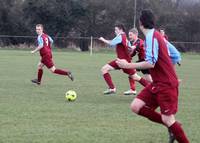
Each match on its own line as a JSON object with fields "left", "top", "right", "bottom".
{"left": 130, "top": 46, "right": 136, "bottom": 51}
{"left": 116, "top": 58, "right": 129, "bottom": 68}
{"left": 128, "top": 46, "right": 136, "bottom": 54}
{"left": 31, "top": 50, "right": 35, "bottom": 54}
{"left": 99, "top": 37, "right": 105, "bottom": 41}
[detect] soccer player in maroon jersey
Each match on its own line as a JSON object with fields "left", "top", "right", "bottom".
{"left": 128, "top": 28, "right": 152, "bottom": 83}
{"left": 31, "top": 24, "right": 74, "bottom": 85}
{"left": 116, "top": 10, "right": 189, "bottom": 143}
{"left": 159, "top": 28, "right": 169, "bottom": 41}
{"left": 99, "top": 23, "right": 148, "bottom": 95}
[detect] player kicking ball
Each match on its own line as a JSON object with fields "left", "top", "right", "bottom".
{"left": 31, "top": 24, "right": 74, "bottom": 85}
{"left": 116, "top": 10, "right": 189, "bottom": 143}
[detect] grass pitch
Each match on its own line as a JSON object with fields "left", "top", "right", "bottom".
{"left": 0, "top": 49, "right": 199, "bottom": 143}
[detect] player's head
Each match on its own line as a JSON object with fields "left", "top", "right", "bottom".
{"left": 114, "top": 23, "right": 125, "bottom": 35}
{"left": 129, "top": 28, "right": 138, "bottom": 41}
{"left": 139, "top": 9, "right": 155, "bottom": 31}
{"left": 159, "top": 28, "right": 165, "bottom": 36}
{"left": 36, "top": 24, "right": 44, "bottom": 35}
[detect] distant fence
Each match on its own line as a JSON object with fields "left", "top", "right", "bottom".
{"left": 0, "top": 35, "right": 200, "bottom": 53}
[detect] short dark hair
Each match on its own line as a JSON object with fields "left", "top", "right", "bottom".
{"left": 114, "top": 23, "right": 125, "bottom": 32}
{"left": 139, "top": 9, "right": 155, "bottom": 29}
{"left": 36, "top": 24, "right": 44, "bottom": 29}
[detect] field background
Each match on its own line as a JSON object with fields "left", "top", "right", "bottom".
{"left": 0, "top": 49, "right": 199, "bottom": 143}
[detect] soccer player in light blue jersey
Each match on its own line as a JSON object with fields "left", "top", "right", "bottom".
{"left": 166, "top": 40, "right": 181, "bottom": 67}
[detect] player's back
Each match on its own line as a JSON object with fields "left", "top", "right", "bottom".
{"left": 150, "top": 31, "right": 178, "bottom": 87}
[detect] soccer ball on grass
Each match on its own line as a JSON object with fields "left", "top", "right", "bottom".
{"left": 65, "top": 90, "right": 77, "bottom": 101}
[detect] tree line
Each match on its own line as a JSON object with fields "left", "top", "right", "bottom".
{"left": 0, "top": 0, "right": 200, "bottom": 51}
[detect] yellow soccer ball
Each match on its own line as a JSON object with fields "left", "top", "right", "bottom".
{"left": 65, "top": 90, "right": 77, "bottom": 101}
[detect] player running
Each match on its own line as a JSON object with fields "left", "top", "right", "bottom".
{"left": 159, "top": 28, "right": 169, "bottom": 41}
{"left": 159, "top": 28, "right": 181, "bottom": 67}
{"left": 99, "top": 23, "right": 149, "bottom": 95}
{"left": 31, "top": 24, "right": 74, "bottom": 85}
{"left": 128, "top": 28, "right": 152, "bottom": 83}
{"left": 129, "top": 28, "right": 181, "bottom": 79}
{"left": 116, "top": 10, "right": 189, "bottom": 143}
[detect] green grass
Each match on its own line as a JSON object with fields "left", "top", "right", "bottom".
{"left": 0, "top": 49, "right": 199, "bottom": 143}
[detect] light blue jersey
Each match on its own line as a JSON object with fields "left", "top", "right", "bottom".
{"left": 166, "top": 41, "right": 181, "bottom": 64}
{"left": 144, "top": 29, "right": 159, "bottom": 65}
{"left": 37, "top": 35, "right": 53, "bottom": 47}
{"left": 144, "top": 29, "right": 181, "bottom": 65}
{"left": 109, "top": 34, "right": 122, "bottom": 47}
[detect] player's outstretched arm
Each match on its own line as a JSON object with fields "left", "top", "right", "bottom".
{"left": 99, "top": 37, "right": 111, "bottom": 45}
{"left": 99, "top": 35, "right": 122, "bottom": 47}
{"left": 31, "top": 45, "right": 43, "bottom": 54}
{"left": 31, "top": 36, "right": 44, "bottom": 54}
{"left": 116, "top": 58, "right": 154, "bottom": 69}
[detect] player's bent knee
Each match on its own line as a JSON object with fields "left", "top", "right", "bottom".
{"left": 145, "top": 75, "right": 153, "bottom": 83}
{"left": 130, "top": 102, "right": 141, "bottom": 114}
{"left": 38, "top": 64, "right": 43, "bottom": 69}
{"left": 101, "top": 67, "right": 105, "bottom": 74}
{"left": 50, "top": 66, "right": 56, "bottom": 73}
{"left": 38, "top": 66, "right": 43, "bottom": 70}
{"left": 101, "top": 65, "right": 109, "bottom": 74}
{"left": 130, "top": 98, "right": 145, "bottom": 114}
{"left": 130, "top": 103, "right": 140, "bottom": 114}
{"left": 131, "top": 74, "right": 141, "bottom": 81}
{"left": 161, "top": 115, "right": 176, "bottom": 127}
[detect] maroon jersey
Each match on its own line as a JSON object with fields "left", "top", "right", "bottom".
{"left": 116, "top": 34, "right": 131, "bottom": 62}
{"left": 129, "top": 38, "right": 145, "bottom": 61}
{"left": 149, "top": 31, "right": 178, "bottom": 87}
{"left": 164, "top": 34, "right": 168, "bottom": 41}
{"left": 39, "top": 33, "right": 52, "bottom": 57}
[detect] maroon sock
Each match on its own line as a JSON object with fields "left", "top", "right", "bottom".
{"left": 169, "top": 122, "right": 190, "bottom": 143}
{"left": 38, "top": 69, "right": 43, "bottom": 82}
{"left": 138, "top": 106, "right": 164, "bottom": 125}
{"left": 54, "top": 69, "right": 68, "bottom": 76}
{"left": 139, "top": 78, "right": 149, "bottom": 87}
{"left": 129, "top": 77, "right": 136, "bottom": 90}
{"left": 103, "top": 73, "right": 115, "bottom": 89}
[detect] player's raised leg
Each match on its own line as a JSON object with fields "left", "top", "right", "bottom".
{"left": 31, "top": 62, "right": 44, "bottom": 85}
{"left": 131, "top": 96, "right": 177, "bottom": 143}
{"left": 143, "top": 73, "right": 153, "bottom": 82}
{"left": 49, "top": 66, "right": 74, "bottom": 81}
{"left": 123, "top": 70, "right": 149, "bottom": 95}
{"left": 163, "top": 115, "right": 189, "bottom": 143}
{"left": 101, "top": 64, "right": 116, "bottom": 94}
{"left": 31, "top": 24, "right": 74, "bottom": 84}
{"left": 131, "top": 73, "right": 150, "bottom": 87}
{"left": 130, "top": 89, "right": 164, "bottom": 125}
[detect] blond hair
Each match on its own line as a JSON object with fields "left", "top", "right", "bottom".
{"left": 129, "top": 28, "right": 138, "bottom": 35}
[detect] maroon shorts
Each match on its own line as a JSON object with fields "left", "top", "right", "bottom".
{"left": 137, "top": 84, "right": 179, "bottom": 115}
{"left": 108, "top": 60, "right": 136, "bottom": 75}
{"left": 41, "top": 55, "right": 54, "bottom": 69}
